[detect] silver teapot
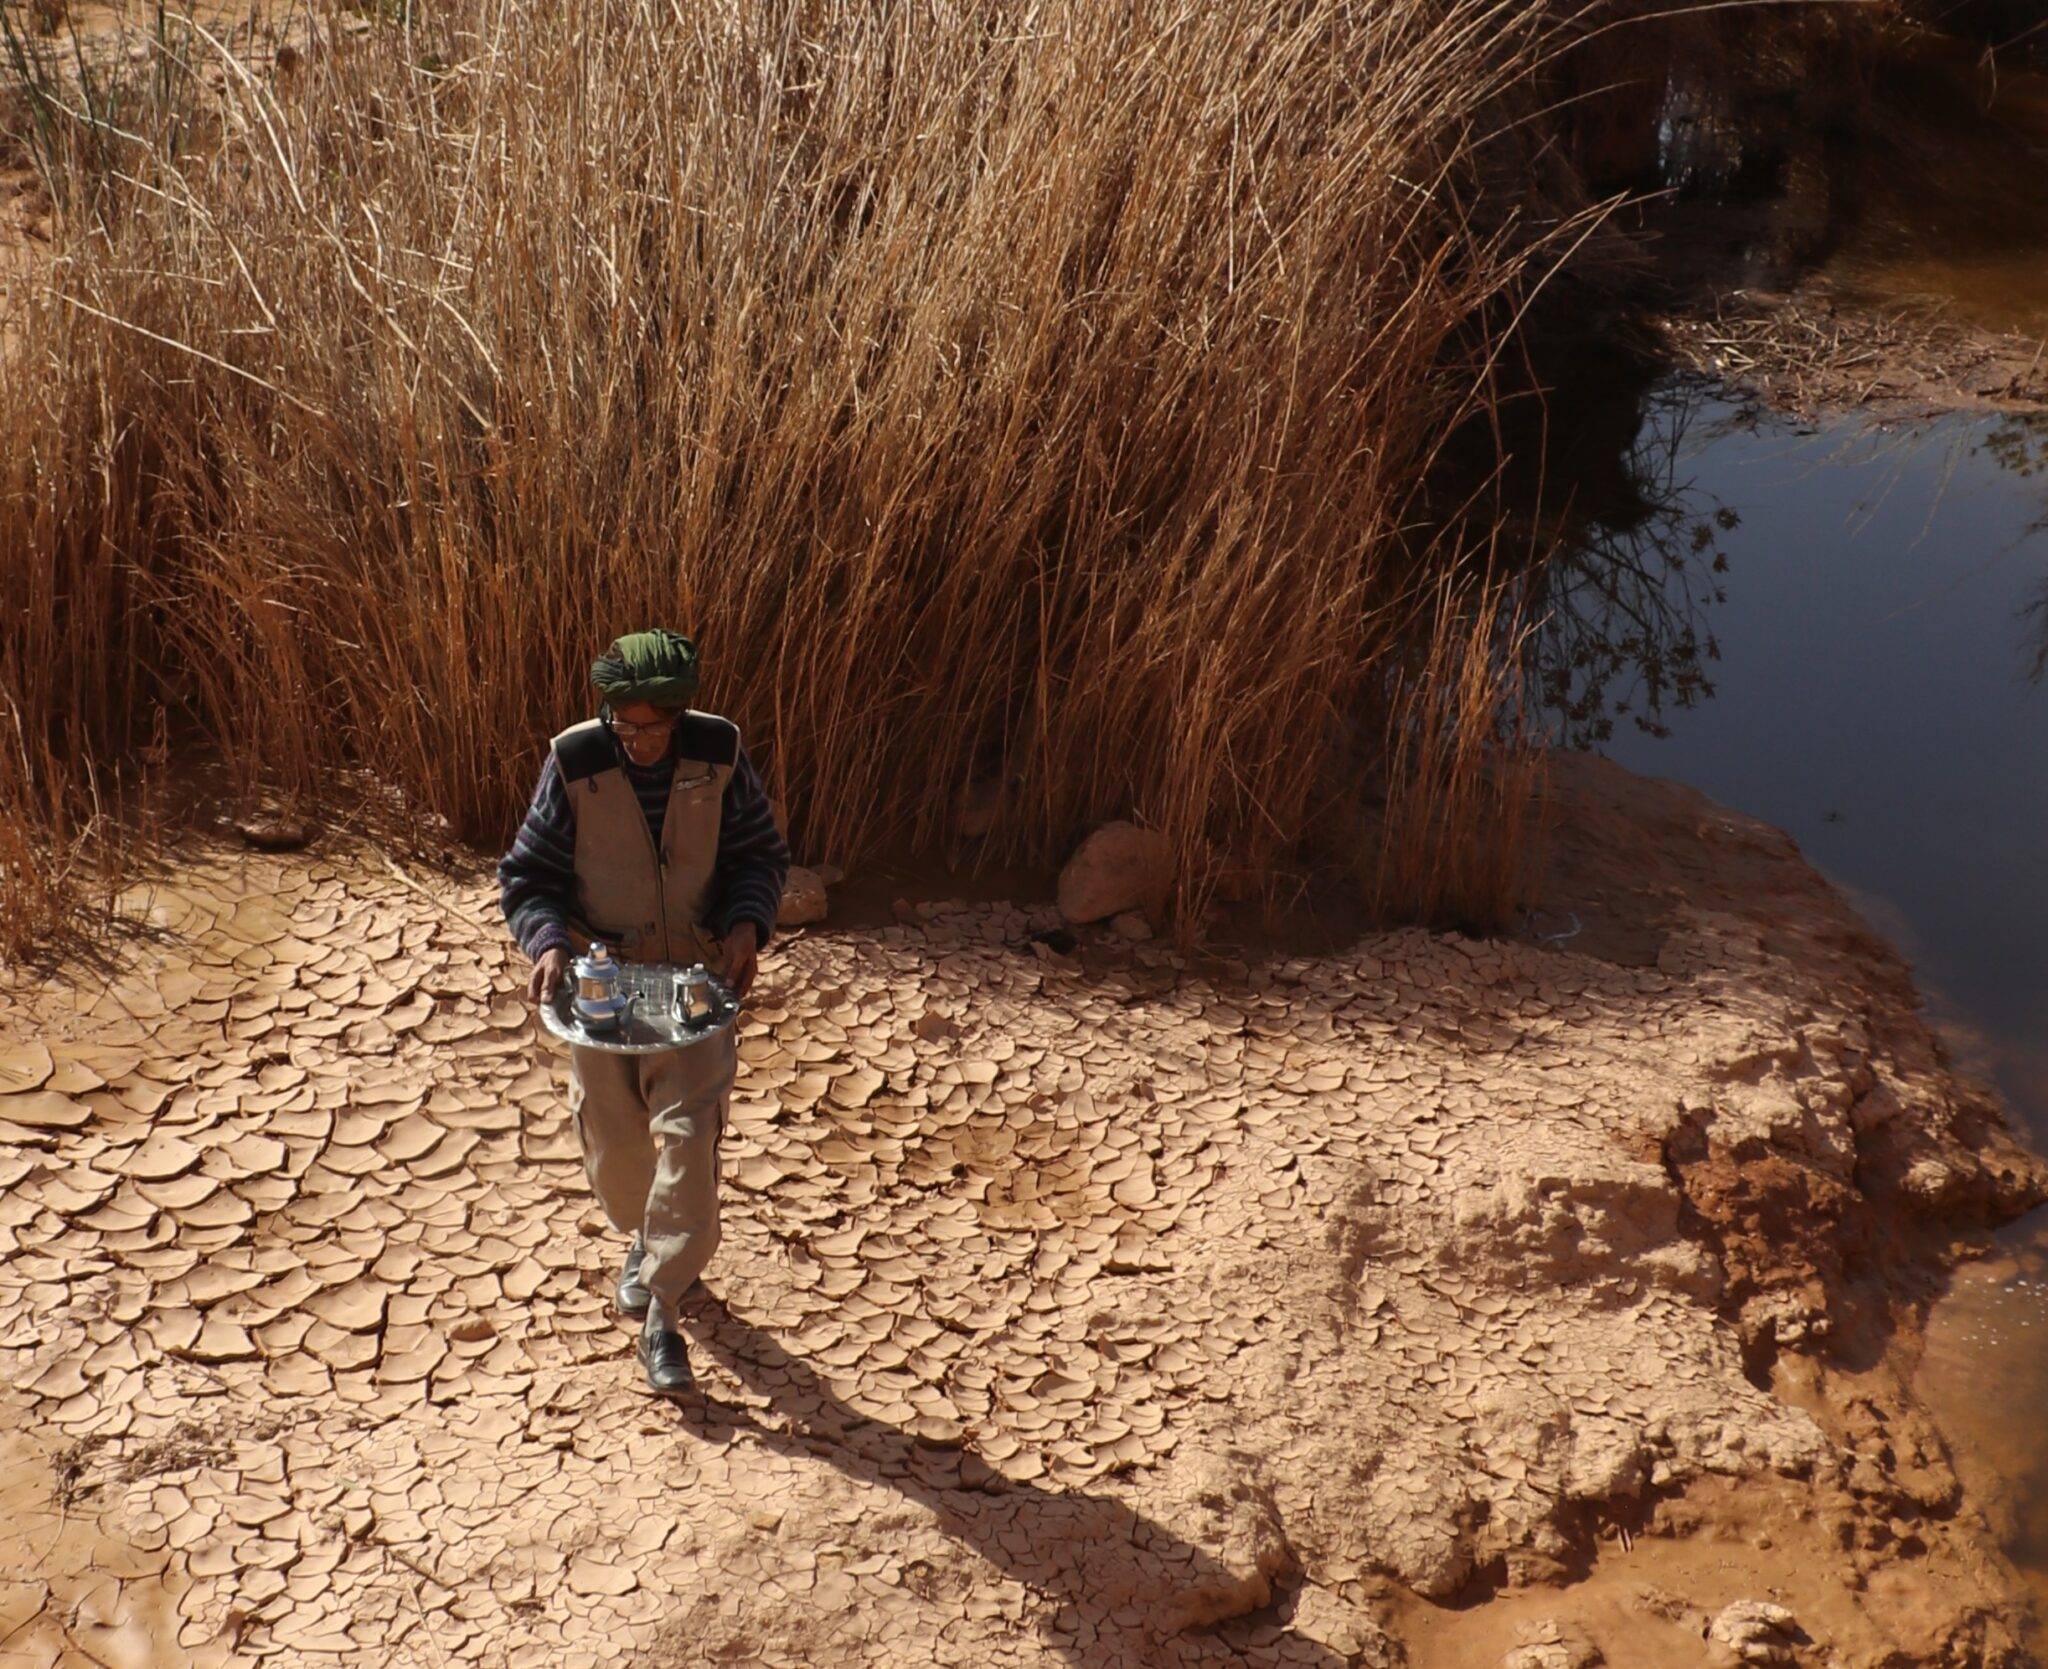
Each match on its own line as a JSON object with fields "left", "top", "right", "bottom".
{"left": 673, "top": 965, "right": 719, "bottom": 1028}
{"left": 571, "top": 943, "right": 632, "bottom": 1032}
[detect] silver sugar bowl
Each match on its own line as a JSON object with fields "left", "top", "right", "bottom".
{"left": 571, "top": 943, "right": 631, "bottom": 1032}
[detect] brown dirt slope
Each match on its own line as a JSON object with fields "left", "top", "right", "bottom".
{"left": 0, "top": 750, "right": 2039, "bottom": 1666}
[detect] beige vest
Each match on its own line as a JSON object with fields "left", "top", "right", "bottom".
{"left": 549, "top": 713, "right": 737, "bottom": 965}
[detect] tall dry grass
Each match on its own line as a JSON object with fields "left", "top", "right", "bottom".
{"left": 1, "top": 0, "right": 1594, "bottom": 958}
{"left": 1366, "top": 574, "right": 1549, "bottom": 929}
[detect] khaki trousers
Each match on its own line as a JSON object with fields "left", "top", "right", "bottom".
{"left": 568, "top": 1031, "right": 736, "bottom": 1324}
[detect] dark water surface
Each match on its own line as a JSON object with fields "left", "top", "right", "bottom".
{"left": 1555, "top": 386, "right": 2048, "bottom": 1612}
{"left": 1584, "top": 396, "right": 2048, "bottom": 1118}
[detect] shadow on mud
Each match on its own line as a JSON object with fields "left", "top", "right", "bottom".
{"left": 657, "top": 1290, "right": 1353, "bottom": 1667}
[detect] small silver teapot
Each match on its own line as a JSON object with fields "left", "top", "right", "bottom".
{"left": 672, "top": 965, "right": 719, "bottom": 1029}
{"left": 571, "top": 943, "right": 631, "bottom": 1032}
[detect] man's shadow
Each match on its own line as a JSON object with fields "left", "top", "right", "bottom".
{"left": 669, "top": 1291, "right": 1353, "bottom": 1668}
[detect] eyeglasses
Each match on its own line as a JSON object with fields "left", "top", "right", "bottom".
{"left": 604, "top": 713, "right": 681, "bottom": 742}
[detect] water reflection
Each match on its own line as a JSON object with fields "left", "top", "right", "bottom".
{"left": 1524, "top": 380, "right": 1735, "bottom": 746}
{"left": 1980, "top": 413, "right": 2048, "bottom": 487}
{"left": 1978, "top": 418, "right": 2048, "bottom": 677}
{"left": 1538, "top": 386, "right": 2048, "bottom": 737}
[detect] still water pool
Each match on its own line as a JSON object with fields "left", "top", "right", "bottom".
{"left": 1582, "top": 395, "right": 2047, "bottom": 1113}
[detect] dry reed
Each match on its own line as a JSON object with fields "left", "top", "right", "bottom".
{"left": 1367, "top": 575, "right": 1549, "bottom": 930}
{"left": 1, "top": 0, "right": 1593, "bottom": 959}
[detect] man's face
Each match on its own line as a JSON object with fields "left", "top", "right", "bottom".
{"left": 609, "top": 700, "right": 682, "bottom": 768}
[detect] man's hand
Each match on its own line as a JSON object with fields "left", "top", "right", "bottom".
{"left": 721, "top": 921, "right": 760, "bottom": 1000}
{"left": 527, "top": 946, "right": 570, "bottom": 1005}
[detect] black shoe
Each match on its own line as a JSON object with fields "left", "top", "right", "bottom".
{"left": 616, "top": 1238, "right": 651, "bottom": 1319}
{"left": 637, "top": 1315, "right": 693, "bottom": 1397}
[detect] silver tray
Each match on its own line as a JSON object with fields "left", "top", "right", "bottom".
{"left": 539, "top": 961, "right": 740, "bottom": 1054}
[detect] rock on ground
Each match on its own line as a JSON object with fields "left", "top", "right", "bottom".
{"left": 956, "top": 779, "right": 1006, "bottom": 840}
{"left": 1056, "top": 821, "right": 1171, "bottom": 924}
{"left": 1708, "top": 1600, "right": 1808, "bottom": 1666}
{"left": 0, "top": 751, "right": 2038, "bottom": 1666}
{"left": 1502, "top": 1620, "right": 1604, "bottom": 1668}
{"left": 234, "top": 812, "right": 314, "bottom": 852}
{"left": 778, "top": 864, "right": 829, "bottom": 927}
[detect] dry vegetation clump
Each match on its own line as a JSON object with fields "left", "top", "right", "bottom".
{"left": 0, "top": 0, "right": 1606, "bottom": 959}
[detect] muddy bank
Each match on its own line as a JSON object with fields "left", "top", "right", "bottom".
{"left": 1655, "top": 293, "right": 2048, "bottom": 424}
{"left": 0, "top": 750, "right": 2038, "bottom": 1666}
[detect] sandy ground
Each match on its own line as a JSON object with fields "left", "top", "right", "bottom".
{"left": 0, "top": 751, "right": 2043, "bottom": 1668}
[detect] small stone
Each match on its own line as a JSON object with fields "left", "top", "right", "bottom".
{"left": 1057, "top": 822, "right": 1172, "bottom": 924}
{"left": 1503, "top": 1619, "right": 1604, "bottom": 1669}
{"left": 779, "top": 867, "right": 828, "bottom": 927}
{"left": 1901, "top": 1157, "right": 1960, "bottom": 1206}
{"left": 1109, "top": 910, "right": 1153, "bottom": 941}
{"left": 955, "top": 779, "right": 1004, "bottom": 839}
{"left": 235, "top": 810, "right": 313, "bottom": 851}
{"left": 1707, "top": 1600, "right": 1805, "bottom": 1667}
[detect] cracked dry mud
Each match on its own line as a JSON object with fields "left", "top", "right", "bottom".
{"left": 0, "top": 752, "right": 2041, "bottom": 1667}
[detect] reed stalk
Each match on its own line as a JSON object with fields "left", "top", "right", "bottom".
{"left": 1, "top": 0, "right": 1592, "bottom": 959}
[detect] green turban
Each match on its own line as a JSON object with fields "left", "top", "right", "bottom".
{"left": 591, "top": 629, "right": 700, "bottom": 709}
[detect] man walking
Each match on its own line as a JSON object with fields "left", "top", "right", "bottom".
{"left": 499, "top": 629, "right": 789, "bottom": 1395}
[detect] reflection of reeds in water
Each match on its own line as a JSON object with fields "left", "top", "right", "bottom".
{"left": 1522, "top": 380, "right": 1733, "bottom": 747}
{"left": 0, "top": 0, "right": 1597, "bottom": 957}
{"left": 1986, "top": 414, "right": 2048, "bottom": 682}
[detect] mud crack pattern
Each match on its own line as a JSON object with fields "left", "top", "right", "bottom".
{"left": 1, "top": 757, "right": 2040, "bottom": 1665}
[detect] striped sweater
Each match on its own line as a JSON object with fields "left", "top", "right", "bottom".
{"left": 497, "top": 736, "right": 790, "bottom": 962}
